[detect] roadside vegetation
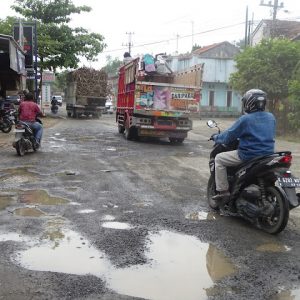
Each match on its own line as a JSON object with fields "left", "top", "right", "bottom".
{"left": 230, "top": 38, "right": 300, "bottom": 136}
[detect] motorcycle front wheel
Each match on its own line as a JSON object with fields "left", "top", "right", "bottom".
{"left": 16, "top": 139, "right": 25, "bottom": 156}
{"left": 207, "top": 176, "right": 219, "bottom": 210}
{"left": 258, "top": 186, "right": 289, "bottom": 234}
{"left": 0, "top": 120, "right": 12, "bottom": 133}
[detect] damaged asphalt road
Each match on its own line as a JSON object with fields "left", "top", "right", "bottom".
{"left": 0, "top": 114, "right": 300, "bottom": 300}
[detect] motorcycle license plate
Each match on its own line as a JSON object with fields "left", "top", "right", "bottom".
{"left": 14, "top": 129, "right": 25, "bottom": 133}
{"left": 277, "top": 177, "right": 300, "bottom": 187}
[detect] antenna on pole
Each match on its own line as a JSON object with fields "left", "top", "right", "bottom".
{"left": 260, "top": 0, "right": 284, "bottom": 37}
{"left": 124, "top": 32, "right": 134, "bottom": 55}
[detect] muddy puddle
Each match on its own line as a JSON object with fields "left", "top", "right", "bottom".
{"left": 273, "top": 288, "right": 300, "bottom": 299}
{"left": 256, "top": 243, "right": 291, "bottom": 253}
{"left": 18, "top": 190, "right": 69, "bottom": 205}
{"left": 14, "top": 207, "right": 45, "bottom": 217}
{"left": 0, "top": 167, "right": 37, "bottom": 184}
{"left": 13, "top": 229, "right": 236, "bottom": 300}
{"left": 185, "top": 211, "right": 219, "bottom": 221}
{"left": 0, "top": 195, "right": 14, "bottom": 210}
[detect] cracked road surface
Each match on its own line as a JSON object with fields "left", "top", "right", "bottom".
{"left": 0, "top": 113, "right": 300, "bottom": 300}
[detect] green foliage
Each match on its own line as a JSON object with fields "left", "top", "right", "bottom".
{"left": 230, "top": 39, "right": 300, "bottom": 100}
{"left": 53, "top": 70, "right": 68, "bottom": 93}
{"left": 12, "top": 0, "right": 91, "bottom": 24}
{"left": 0, "top": 17, "right": 17, "bottom": 35}
{"left": 102, "top": 56, "right": 122, "bottom": 77}
{"left": 8, "top": 0, "right": 106, "bottom": 71}
{"left": 288, "top": 61, "right": 300, "bottom": 130}
{"left": 192, "top": 44, "right": 201, "bottom": 52}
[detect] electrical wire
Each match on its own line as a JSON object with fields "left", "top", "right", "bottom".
{"left": 101, "top": 21, "right": 246, "bottom": 54}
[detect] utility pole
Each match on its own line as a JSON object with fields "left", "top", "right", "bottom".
{"left": 176, "top": 33, "right": 180, "bottom": 54}
{"left": 245, "top": 6, "right": 249, "bottom": 48}
{"left": 260, "top": 0, "right": 284, "bottom": 37}
{"left": 191, "top": 20, "right": 194, "bottom": 50}
{"left": 125, "top": 32, "right": 134, "bottom": 55}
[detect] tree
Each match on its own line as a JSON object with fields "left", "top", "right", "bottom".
{"left": 6, "top": 0, "right": 106, "bottom": 96}
{"left": 230, "top": 38, "right": 300, "bottom": 133}
{"left": 102, "top": 56, "right": 122, "bottom": 77}
{"left": 0, "top": 16, "right": 16, "bottom": 35}
{"left": 288, "top": 61, "right": 300, "bottom": 131}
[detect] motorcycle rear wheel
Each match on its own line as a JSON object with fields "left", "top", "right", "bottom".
{"left": 258, "top": 186, "right": 289, "bottom": 234}
{"left": 0, "top": 120, "right": 12, "bottom": 133}
{"left": 16, "top": 140, "right": 25, "bottom": 156}
{"left": 207, "top": 176, "right": 219, "bottom": 210}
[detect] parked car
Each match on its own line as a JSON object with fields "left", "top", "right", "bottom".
{"left": 52, "top": 95, "right": 63, "bottom": 106}
{"left": 105, "top": 99, "right": 114, "bottom": 114}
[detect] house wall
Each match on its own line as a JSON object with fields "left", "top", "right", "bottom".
{"left": 166, "top": 42, "right": 242, "bottom": 116}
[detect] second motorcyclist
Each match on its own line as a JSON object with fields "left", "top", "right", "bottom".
{"left": 211, "top": 89, "right": 276, "bottom": 205}
{"left": 18, "top": 92, "right": 43, "bottom": 148}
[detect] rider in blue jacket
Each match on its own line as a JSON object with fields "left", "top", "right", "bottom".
{"left": 212, "top": 89, "right": 276, "bottom": 204}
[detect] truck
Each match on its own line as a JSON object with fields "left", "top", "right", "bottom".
{"left": 116, "top": 57, "right": 203, "bottom": 143}
{"left": 65, "top": 67, "right": 108, "bottom": 118}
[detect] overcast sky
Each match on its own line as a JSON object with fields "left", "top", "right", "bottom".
{"left": 1, "top": 0, "right": 300, "bottom": 68}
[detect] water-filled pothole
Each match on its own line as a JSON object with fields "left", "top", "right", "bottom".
{"left": 101, "top": 222, "right": 132, "bottom": 229}
{"left": 0, "top": 195, "right": 14, "bottom": 210}
{"left": 18, "top": 190, "right": 69, "bottom": 205}
{"left": 256, "top": 243, "right": 291, "bottom": 252}
{"left": 273, "top": 288, "right": 300, "bottom": 299}
{"left": 0, "top": 167, "right": 37, "bottom": 184}
{"left": 14, "top": 229, "right": 236, "bottom": 300}
{"left": 14, "top": 207, "right": 45, "bottom": 217}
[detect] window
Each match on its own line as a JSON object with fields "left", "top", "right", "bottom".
{"left": 227, "top": 91, "right": 232, "bottom": 107}
{"left": 209, "top": 91, "right": 215, "bottom": 106}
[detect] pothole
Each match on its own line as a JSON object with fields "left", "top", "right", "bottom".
{"left": 13, "top": 229, "right": 237, "bottom": 300}
{"left": 256, "top": 243, "right": 291, "bottom": 253}
{"left": 77, "top": 209, "right": 96, "bottom": 214}
{"left": 14, "top": 207, "right": 45, "bottom": 217}
{"left": 101, "top": 215, "right": 116, "bottom": 221}
{"left": 0, "top": 195, "right": 14, "bottom": 210}
{"left": 18, "top": 190, "right": 69, "bottom": 205}
{"left": 273, "top": 288, "right": 300, "bottom": 299}
{"left": 101, "top": 222, "right": 133, "bottom": 230}
{"left": 0, "top": 167, "right": 37, "bottom": 184}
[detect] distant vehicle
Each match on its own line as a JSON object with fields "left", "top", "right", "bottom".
{"left": 52, "top": 95, "right": 63, "bottom": 106}
{"left": 65, "top": 67, "right": 107, "bottom": 118}
{"left": 105, "top": 99, "right": 114, "bottom": 114}
{"left": 116, "top": 57, "right": 203, "bottom": 143}
{"left": 5, "top": 95, "right": 21, "bottom": 105}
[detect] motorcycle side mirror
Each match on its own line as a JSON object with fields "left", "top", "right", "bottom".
{"left": 207, "top": 120, "right": 217, "bottom": 128}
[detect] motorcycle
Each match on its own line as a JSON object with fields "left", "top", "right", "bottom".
{"left": 51, "top": 104, "right": 58, "bottom": 114}
{"left": 0, "top": 108, "right": 17, "bottom": 133}
{"left": 206, "top": 119, "right": 300, "bottom": 234}
{"left": 13, "top": 119, "right": 42, "bottom": 156}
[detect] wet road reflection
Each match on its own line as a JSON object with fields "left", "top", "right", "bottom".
{"left": 10, "top": 229, "right": 236, "bottom": 300}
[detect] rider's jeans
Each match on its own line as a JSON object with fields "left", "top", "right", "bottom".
{"left": 23, "top": 121, "right": 43, "bottom": 143}
{"left": 215, "top": 150, "right": 242, "bottom": 192}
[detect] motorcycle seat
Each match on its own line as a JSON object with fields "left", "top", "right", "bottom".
{"left": 230, "top": 151, "right": 291, "bottom": 172}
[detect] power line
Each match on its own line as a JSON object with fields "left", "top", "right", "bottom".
{"left": 102, "top": 21, "right": 246, "bottom": 54}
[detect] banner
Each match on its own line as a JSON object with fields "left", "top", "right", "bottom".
{"left": 14, "top": 25, "right": 34, "bottom": 68}
{"left": 135, "top": 84, "right": 200, "bottom": 113}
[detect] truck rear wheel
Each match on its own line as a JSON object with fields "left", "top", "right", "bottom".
{"left": 118, "top": 125, "right": 125, "bottom": 134}
{"left": 169, "top": 138, "right": 184, "bottom": 144}
{"left": 125, "top": 126, "right": 133, "bottom": 140}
